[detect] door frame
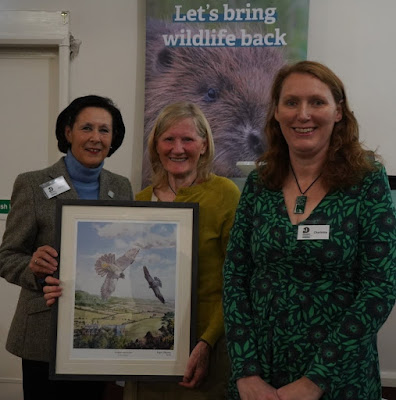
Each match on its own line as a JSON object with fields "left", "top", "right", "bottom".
{"left": 0, "top": 10, "right": 70, "bottom": 110}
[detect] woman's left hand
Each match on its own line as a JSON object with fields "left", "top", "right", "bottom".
{"left": 178, "top": 340, "right": 210, "bottom": 389}
{"left": 43, "top": 276, "right": 62, "bottom": 306}
{"left": 29, "top": 245, "right": 58, "bottom": 278}
{"left": 277, "top": 377, "right": 324, "bottom": 400}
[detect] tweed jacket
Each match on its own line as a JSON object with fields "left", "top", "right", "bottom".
{"left": 0, "top": 157, "right": 133, "bottom": 362}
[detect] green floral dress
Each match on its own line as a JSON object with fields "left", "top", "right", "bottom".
{"left": 223, "top": 165, "right": 396, "bottom": 400}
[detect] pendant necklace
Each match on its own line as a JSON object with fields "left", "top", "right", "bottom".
{"left": 290, "top": 165, "right": 322, "bottom": 214}
{"left": 168, "top": 177, "right": 197, "bottom": 195}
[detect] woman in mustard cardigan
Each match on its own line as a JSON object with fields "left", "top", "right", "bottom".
{"left": 124, "top": 102, "right": 240, "bottom": 399}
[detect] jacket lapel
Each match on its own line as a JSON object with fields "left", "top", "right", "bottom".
{"left": 47, "top": 158, "right": 79, "bottom": 200}
{"left": 99, "top": 170, "right": 114, "bottom": 200}
{"left": 46, "top": 159, "right": 120, "bottom": 201}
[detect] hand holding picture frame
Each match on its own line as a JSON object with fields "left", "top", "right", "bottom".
{"left": 50, "top": 200, "right": 198, "bottom": 381}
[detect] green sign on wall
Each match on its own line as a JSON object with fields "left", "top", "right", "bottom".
{"left": 0, "top": 200, "right": 11, "bottom": 214}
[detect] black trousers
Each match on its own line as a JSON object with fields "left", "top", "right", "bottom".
{"left": 22, "top": 359, "right": 105, "bottom": 400}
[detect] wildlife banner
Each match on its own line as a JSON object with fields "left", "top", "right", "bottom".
{"left": 142, "top": 0, "right": 310, "bottom": 186}
{"left": 51, "top": 200, "right": 198, "bottom": 379}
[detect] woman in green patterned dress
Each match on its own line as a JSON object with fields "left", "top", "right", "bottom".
{"left": 223, "top": 61, "right": 396, "bottom": 400}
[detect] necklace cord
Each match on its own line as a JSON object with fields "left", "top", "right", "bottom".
{"left": 168, "top": 177, "right": 197, "bottom": 195}
{"left": 290, "top": 164, "right": 322, "bottom": 195}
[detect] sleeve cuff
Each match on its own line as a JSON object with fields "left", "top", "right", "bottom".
{"left": 197, "top": 338, "right": 212, "bottom": 350}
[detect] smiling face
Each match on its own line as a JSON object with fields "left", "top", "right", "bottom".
{"left": 275, "top": 72, "right": 342, "bottom": 160}
{"left": 65, "top": 107, "right": 113, "bottom": 168}
{"left": 155, "top": 118, "right": 207, "bottom": 180}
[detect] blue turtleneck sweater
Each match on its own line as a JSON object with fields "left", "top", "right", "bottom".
{"left": 64, "top": 150, "right": 103, "bottom": 200}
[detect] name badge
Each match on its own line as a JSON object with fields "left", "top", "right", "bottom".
{"left": 297, "top": 225, "right": 330, "bottom": 240}
{"left": 40, "top": 176, "right": 71, "bottom": 199}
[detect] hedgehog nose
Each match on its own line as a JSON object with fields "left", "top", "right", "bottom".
{"left": 248, "top": 132, "right": 264, "bottom": 155}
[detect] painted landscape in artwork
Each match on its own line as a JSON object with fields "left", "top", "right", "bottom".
{"left": 72, "top": 220, "right": 178, "bottom": 350}
{"left": 73, "top": 291, "right": 175, "bottom": 350}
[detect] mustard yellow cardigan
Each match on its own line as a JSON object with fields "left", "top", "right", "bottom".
{"left": 136, "top": 174, "right": 240, "bottom": 346}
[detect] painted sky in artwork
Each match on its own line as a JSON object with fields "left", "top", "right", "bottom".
{"left": 73, "top": 220, "right": 177, "bottom": 301}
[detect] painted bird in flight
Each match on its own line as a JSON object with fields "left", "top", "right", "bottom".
{"left": 143, "top": 265, "right": 165, "bottom": 303}
{"left": 95, "top": 247, "right": 140, "bottom": 300}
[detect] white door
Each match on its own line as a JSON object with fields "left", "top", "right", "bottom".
{"left": 0, "top": 47, "right": 59, "bottom": 400}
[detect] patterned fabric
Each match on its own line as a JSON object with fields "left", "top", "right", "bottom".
{"left": 223, "top": 165, "right": 396, "bottom": 400}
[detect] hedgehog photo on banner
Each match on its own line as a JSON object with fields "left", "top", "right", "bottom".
{"left": 142, "top": 0, "right": 310, "bottom": 186}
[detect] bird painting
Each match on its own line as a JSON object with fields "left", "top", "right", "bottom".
{"left": 143, "top": 265, "right": 165, "bottom": 303}
{"left": 95, "top": 247, "right": 140, "bottom": 300}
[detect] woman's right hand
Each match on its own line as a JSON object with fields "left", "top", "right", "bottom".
{"left": 29, "top": 245, "right": 58, "bottom": 278}
{"left": 43, "top": 276, "right": 62, "bottom": 306}
{"left": 237, "top": 375, "right": 280, "bottom": 400}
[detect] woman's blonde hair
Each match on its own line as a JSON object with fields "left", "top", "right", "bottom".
{"left": 147, "top": 102, "right": 215, "bottom": 188}
{"left": 258, "top": 61, "right": 377, "bottom": 190}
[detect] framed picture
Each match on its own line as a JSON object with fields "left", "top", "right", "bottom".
{"left": 50, "top": 200, "right": 198, "bottom": 381}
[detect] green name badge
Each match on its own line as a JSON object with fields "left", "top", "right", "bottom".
{"left": 0, "top": 200, "right": 11, "bottom": 214}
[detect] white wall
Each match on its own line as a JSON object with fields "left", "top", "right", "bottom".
{"left": 0, "top": 0, "right": 395, "bottom": 393}
{"left": 308, "top": 0, "right": 396, "bottom": 175}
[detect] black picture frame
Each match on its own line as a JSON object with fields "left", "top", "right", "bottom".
{"left": 388, "top": 175, "right": 396, "bottom": 190}
{"left": 50, "top": 200, "right": 198, "bottom": 381}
